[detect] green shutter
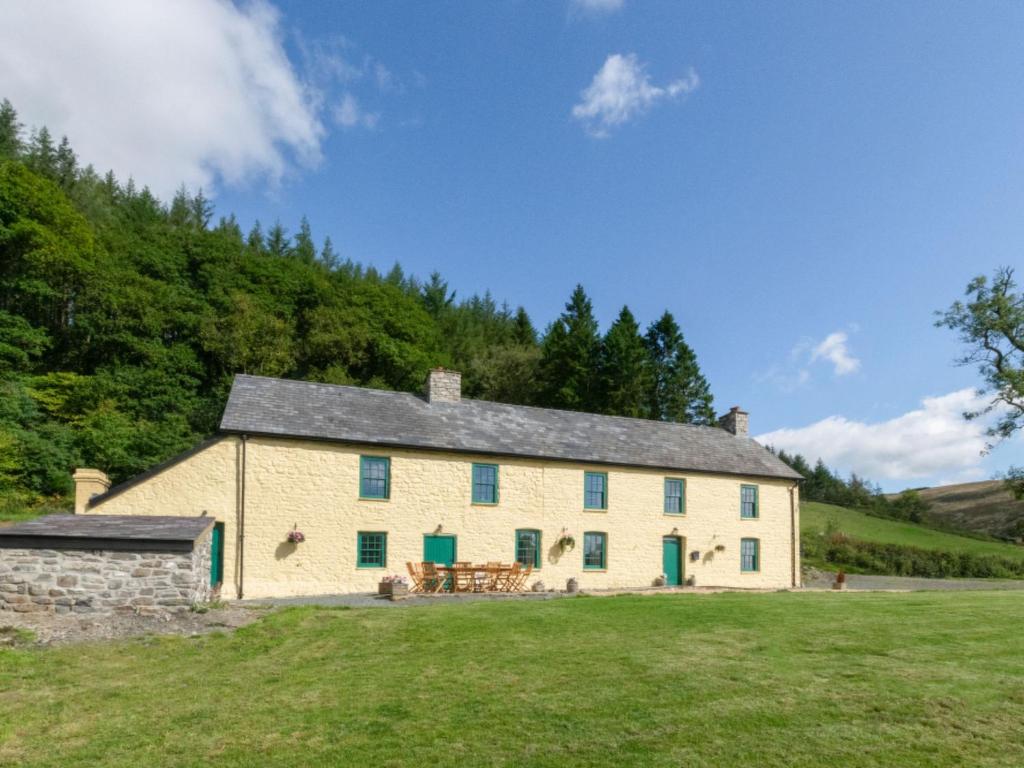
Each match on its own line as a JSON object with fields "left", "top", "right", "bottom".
{"left": 360, "top": 456, "right": 390, "bottom": 499}
{"left": 472, "top": 463, "right": 499, "bottom": 504}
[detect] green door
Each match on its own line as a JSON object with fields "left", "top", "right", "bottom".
{"left": 662, "top": 536, "right": 682, "bottom": 586}
{"left": 210, "top": 522, "right": 224, "bottom": 587}
{"left": 423, "top": 535, "right": 457, "bottom": 566}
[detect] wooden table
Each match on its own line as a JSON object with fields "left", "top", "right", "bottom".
{"left": 436, "top": 563, "right": 514, "bottom": 592}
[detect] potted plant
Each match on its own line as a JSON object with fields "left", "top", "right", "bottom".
{"left": 653, "top": 574, "right": 667, "bottom": 587}
{"left": 832, "top": 570, "right": 847, "bottom": 591}
{"left": 566, "top": 577, "right": 579, "bottom": 593}
{"left": 286, "top": 527, "right": 305, "bottom": 544}
{"left": 379, "top": 574, "right": 409, "bottom": 598}
{"left": 557, "top": 529, "right": 576, "bottom": 552}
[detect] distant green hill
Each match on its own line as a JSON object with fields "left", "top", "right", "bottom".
{"left": 911, "top": 481, "right": 1024, "bottom": 540}
{"left": 801, "top": 501, "right": 1024, "bottom": 576}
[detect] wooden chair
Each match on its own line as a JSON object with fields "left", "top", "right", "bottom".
{"left": 512, "top": 563, "right": 533, "bottom": 591}
{"left": 406, "top": 561, "right": 425, "bottom": 593}
{"left": 421, "top": 562, "right": 447, "bottom": 593}
{"left": 499, "top": 562, "right": 521, "bottom": 592}
{"left": 453, "top": 564, "right": 476, "bottom": 592}
{"left": 484, "top": 562, "right": 503, "bottom": 591}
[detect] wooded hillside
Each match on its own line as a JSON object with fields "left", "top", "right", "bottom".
{"left": 0, "top": 99, "right": 715, "bottom": 515}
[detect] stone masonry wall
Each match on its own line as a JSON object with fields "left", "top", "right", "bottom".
{"left": 0, "top": 529, "right": 213, "bottom": 614}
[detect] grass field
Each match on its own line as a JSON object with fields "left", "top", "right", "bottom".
{"left": 3, "top": 592, "right": 1024, "bottom": 767}
{"left": 801, "top": 501, "right": 1024, "bottom": 563}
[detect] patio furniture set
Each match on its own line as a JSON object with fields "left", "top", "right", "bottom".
{"left": 406, "top": 561, "right": 534, "bottom": 593}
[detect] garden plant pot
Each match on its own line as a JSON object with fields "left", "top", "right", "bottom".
{"left": 379, "top": 582, "right": 409, "bottom": 598}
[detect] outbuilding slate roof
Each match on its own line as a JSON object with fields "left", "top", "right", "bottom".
{"left": 0, "top": 514, "right": 215, "bottom": 552}
{"left": 220, "top": 375, "right": 802, "bottom": 481}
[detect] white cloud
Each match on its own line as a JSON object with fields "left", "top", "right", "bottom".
{"left": 0, "top": 0, "right": 324, "bottom": 198}
{"left": 756, "top": 389, "right": 994, "bottom": 484}
{"left": 572, "top": 54, "right": 699, "bottom": 137}
{"left": 333, "top": 93, "right": 379, "bottom": 130}
{"left": 570, "top": 0, "right": 625, "bottom": 15}
{"left": 756, "top": 328, "right": 861, "bottom": 391}
{"left": 811, "top": 331, "right": 860, "bottom": 376}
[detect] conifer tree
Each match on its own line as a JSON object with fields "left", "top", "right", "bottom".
{"left": 644, "top": 310, "right": 715, "bottom": 424}
{"left": 189, "top": 189, "right": 213, "bottom": 229}
{"left": 293, "top": 216, "right": 316, "bottom": 263}
{"left": 538, "top": 285, "right": 601, "bottom": 411}
{"left": 54, "top": 136, "right": 77, "bottom": 190}
{"left": 512, "top": 306, "right": 537, "bottom": 345}
{"left": 246, "top": 220, "right": 265, "bottom": 253}
{"left": 599, "top": 306, "right": 651, "bottom": 417}
{"left": 26, "top": 126, "right": 57, "bottom": 177}
{"left": 422, "top": 272, "right": 454, "bottom": 318}
{"left": 266, "top": 221, "right": 290, "bottom": 257}
{"left": 0, "top": 99, "right": 22, "bottom": 158}
{"left": 320, "top": 236, "right": 339, "bottom": 270}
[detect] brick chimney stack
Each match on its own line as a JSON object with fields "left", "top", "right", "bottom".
{"left": 426, "top": 368, "right": 462, "bottom": 404}
{"left": 718, "top": 406, "right": 749, "bottom": 437}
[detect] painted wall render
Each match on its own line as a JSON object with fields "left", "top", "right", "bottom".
{"left": 87, "top": 435, "right": 800, "bottom": 598}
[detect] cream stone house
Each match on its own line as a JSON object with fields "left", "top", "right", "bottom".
{"left": 74, "top": 369, "right": 802, "bottom": 599}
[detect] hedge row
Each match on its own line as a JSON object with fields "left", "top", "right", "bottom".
{"left": 803, "top": 533, "right": 1024, "bottom": 579}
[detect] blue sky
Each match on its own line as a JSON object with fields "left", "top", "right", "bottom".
{"left": 3, "top": 0, "right": 1023, "bottom": 490}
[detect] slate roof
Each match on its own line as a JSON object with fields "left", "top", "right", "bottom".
{"left": 0, "top": 514, "right": 214, "bottom": 552}
{"left": 220, "top": 375, "right": 801, "bottom": 481}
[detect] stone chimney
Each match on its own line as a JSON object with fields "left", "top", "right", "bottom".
{"left": 425, "top": 367, "right": 462, "bottom": 403}
{"left": 73, "top": 468, "right": 110, "bottom": 514}
{"left": 719, "top": 406, "right": 749, "bottom": 437}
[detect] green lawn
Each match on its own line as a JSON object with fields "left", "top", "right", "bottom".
{"left": 802, "top": 501, "right": 1024, "bottom": 562}
{"left": 3, "top": 592, "right": 1024, "bottom": 767}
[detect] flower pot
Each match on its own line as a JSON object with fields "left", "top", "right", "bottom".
{"left": 566, "top": 577, "right": 579, "bottom": 594}
{"left": 378, "top": 582, "right": 409, "bottom": 597}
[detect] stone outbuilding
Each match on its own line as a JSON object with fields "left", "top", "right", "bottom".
{"left": 0, "top": 515, "right": 216, "bottom": 614}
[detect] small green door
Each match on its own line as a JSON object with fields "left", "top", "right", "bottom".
{"left": 210, "top": 522, "right": 224, "bottom": 587}
{"left": 423, "top": 535, "right": 456, "bottom": 566}
{"left": 662, "top": 536, "right": 682, "bottom": 586}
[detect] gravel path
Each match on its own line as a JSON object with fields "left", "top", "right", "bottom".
{"left": 802, "top": 573, "right": 1024, "bottom": 591}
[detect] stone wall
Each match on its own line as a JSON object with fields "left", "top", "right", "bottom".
{"left": 0, "top": 530, "right": 213, "bottom": 614}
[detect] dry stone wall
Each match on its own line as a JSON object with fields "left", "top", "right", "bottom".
{"left": 0, "top": 531, "right": 213, "bottom": 614}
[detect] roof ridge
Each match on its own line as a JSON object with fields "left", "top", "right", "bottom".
{"left": 234, "top": 374, "right": 724, "bottom": 433}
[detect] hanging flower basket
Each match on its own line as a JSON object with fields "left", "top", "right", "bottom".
{"left": 286, "top": 528, "right": 306, "bottom": 544}
{"left": 557, "top": 531, "right": 576, "bottom": 552}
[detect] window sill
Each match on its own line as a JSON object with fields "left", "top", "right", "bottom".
{"left": 471, "top": 501, "right": 499, "bottom": 507}
{"left": 583, "top": 568, "right": 607, "bottom": 573}
{"left": 663, "top": 512, "right": 686, "bottom": 518}
{"left": 357, "top": 565, "right": 386, "bottom": 569}
{"left": 583, "top": 508, "right": 608, "bottom": 513}
{"left": 359, "top": 496, "right": 390, "bottom": 502}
